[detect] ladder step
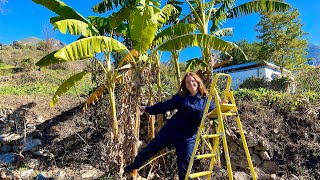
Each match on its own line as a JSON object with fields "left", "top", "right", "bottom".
{"left": 208, "top": 112, "right": 237, "bottom": 119}
{"left": 189, "top": 171, "right": 212, "bottom": 179}
{"left": 195, "top": 153, "right": 216, "bottom": 160}
{"left": 201, "top": 134, "right": 221, "bottom": 138}
{"left": 207, "top": 104, "right": 237, "bottom": 119}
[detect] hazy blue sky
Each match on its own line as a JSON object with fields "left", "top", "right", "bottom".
{"left": 0, "top": 0, "right": 319, "bottom": 61}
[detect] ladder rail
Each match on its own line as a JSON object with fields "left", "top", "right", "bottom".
{"left": 184, "top": 84, "right": 216, "bottom": 180}
{"left": 230, "top": 92, "right": 257, "bottom": 179}
{"left": 185, "top": 73, "right": 257, "bottom": 180}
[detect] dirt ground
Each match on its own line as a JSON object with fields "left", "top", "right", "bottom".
{"left": 0, "top": 95, "right": 319, "bottom": 179}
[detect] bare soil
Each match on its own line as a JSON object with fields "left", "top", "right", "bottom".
{"left": 0, "top": 95, "right": 319, "bottom": 179}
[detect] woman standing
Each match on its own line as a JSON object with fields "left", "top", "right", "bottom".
{"left": 125, "top": 72, "right": 215, "bottom": 180}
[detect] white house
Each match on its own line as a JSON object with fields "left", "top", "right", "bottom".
{"left": 214, "top": 61, "right": 291, "bottom": 89}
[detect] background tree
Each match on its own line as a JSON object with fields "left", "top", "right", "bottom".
{"left": 220, "top": 39, "right": 261, "bottom": 67}
{"left": 255, "top": 7, "right": 308, "bottom": 71}
{"left": 41, "top": 22, "right": 56, "bottom": 53}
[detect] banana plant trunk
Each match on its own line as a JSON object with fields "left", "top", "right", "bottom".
{"left": 132, "top": 66, "right": 144, "bottom": 180}
{"left": 148, "top": 64, "right": 155, "bottom": 140}
{"left": 203, "top": 47, "right": 214, "bottom": 87}
{"left": 156, "top": 53, "right": 164, "bottom": 130}
{"left": 171, "top": 50, "right": 181, "bottom": 89}
{"left": 104, "top": 53, "right": 119, "bottom": 139}
{"left": 108, "top": 85, "right": 119, "bottom": 139}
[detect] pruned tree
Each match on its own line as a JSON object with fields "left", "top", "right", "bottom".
{"left": 41, "top": 22, "right": 56, "bottom": 53}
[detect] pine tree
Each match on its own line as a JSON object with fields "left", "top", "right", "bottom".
{"left": 255, "top": 7, "right": 308, "bottom": 72}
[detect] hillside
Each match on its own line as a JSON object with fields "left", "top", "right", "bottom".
{"left": 19, "top": 36, "right": 42, "bottom": 45}
{"left": 0, "top": 90, "right": 319, "bottom": 179}
{"left": 306, "top": 43, "right": 320, "bottom": 66}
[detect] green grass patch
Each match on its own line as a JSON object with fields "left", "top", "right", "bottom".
{"left": 235, "top": 88, "right": 319, "bottom": 112}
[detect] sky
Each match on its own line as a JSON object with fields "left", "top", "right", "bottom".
{"left": 0, "top": 0, "right": 319, "bottom": 62}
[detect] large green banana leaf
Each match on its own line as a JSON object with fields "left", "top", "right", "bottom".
{"left": 54, "top": 36, "right": 129, "bottom": 61}
{"left": 227, "top": 0, "right": 290, "bottom": 19}
{"left": 36, "top": 51, "right": 63, "bottom": 67}
{"left": 210, "top": 0, "right": 235, "bottom": 32}
{"left": 50, "top": 71, "right": 90, "bottom": 106}
{"left": 54, "top": 19, "right": 99, "bottom": 37}
{"left": 32, "top": 0, "right": 90, "bottom": 24}
{"left": 212, "top": 28, "right": 233, "bottom": 37}
{"left": 129, "top": 5, "right": 160, "bottom": 53}
{"left": 157, "top": 4, "right": 179, "bottom": 26}
{"left": 92, "top": 0, "right": 129, "bottom": 13}
{"left": 210, "top": 0, "right": 290, "bottom": 32}
{"left": 203, "top": 0, "right": 224, "bottom": 10}
{"left": 156, "top": 34, "right": 234, "bottom": 53}
{"left": 50, "top": 16, "right": 64, "bottom": 24}
{"left": 89, "top": 3, "right": 131, "bottom": 33}
{"left": 186, "top": 58, "right": 208, "bottom": 72}
{"left": 154, "top": 23, "right": 197, "bottom": 46}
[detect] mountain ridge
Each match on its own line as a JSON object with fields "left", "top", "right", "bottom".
{"left": 2, "top": 37, "right": 320, "bottom": 66}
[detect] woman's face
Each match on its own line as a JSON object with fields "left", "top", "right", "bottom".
{"left": 185, "top": 75, "right": 198, "bottom": 95}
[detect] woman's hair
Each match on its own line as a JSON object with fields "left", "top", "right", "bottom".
{"left": 179, "top": 72, "right": 209, "bottom": 97}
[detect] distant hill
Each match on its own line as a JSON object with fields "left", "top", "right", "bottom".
{"left": 18, "top": 36, "right": 65, "bottom": 50}
{"left": 19, "top": 36, "right": 43, "bottom": 45}
{"left": 306, "top": 43, "right": 320, "bottom": 66}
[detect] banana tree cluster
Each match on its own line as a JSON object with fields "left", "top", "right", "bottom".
{"left": 32, "top": 0, "right": 290, "bottom": 177}
{"left": 172, "top": 0, "right": 291, "bottom": 84}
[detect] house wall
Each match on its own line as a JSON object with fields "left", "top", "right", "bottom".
{"left": 224, "top": 67, "right": 281, "bottom": 89}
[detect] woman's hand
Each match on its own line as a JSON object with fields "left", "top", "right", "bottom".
{"left": 140, "top": 106, "right": 146, "bottom": 113}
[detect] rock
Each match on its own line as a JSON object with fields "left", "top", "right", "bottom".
{"left": 27, "top": 158, "right": 41, "bottom": 169}
{"left": 22, "top": 138, "right": 41, "bottom": 152}
{"left": 288, "top": 174, "right": 300, "bottom": 180}
{"left": 254, "top": 167, "right": 270, "bottom": 180}
{"left": 0, "top": 153, "right": 17, "bottom": 164}
{"left": 80, "top": 165, "right": 104, "bottom": 179}
{"left": 236, "top": 147, "right": 244, "bottom": 156}
{"left": 0, "top": 133, "right": 21, "bottom": 144}
{"left": 254, "top": 145, "right": 264, "bottom": 151}
{"left": 0, "top": 168, "right": 21, "bottom": 180}
{"left": 251, "top": 153, "right": 262, "bottom": 166}
{"left": 36, "top": 116, "right": 45, "bottom": 123}
{"left": 56, "top": 170, "right": 66, "bottom": 179}
{"left": 236, "top": 157, "right": 249, "bottom": 170}
{"left": 259, "top": 151, "right": 271, "bottom": 160}
{"left": 262, "top": 161, "right": 279, "bottom": 174}
{"left": 34, "top": 173, "right": 50, "bottom": 180}
{"left": 270, "top": 174, "right": 277, "bottom": 179}
{"left": 33, "top": 149, "right": 50, "bottom": 157}
{"left": 245, "top": 137, "right": 258, "bottom": 147}
{"left": 273, "top": 128, "right": 279, "bottom": 134}
{"left": 234, "top": 171, "right": 250, "bottom": 180}
{"left": 1, "top": 145, "right": 12, "bottom": 152}
{"left": 228, "top": 141, "right": 238, "bottom": 153}
{"left": 20, "top": 169, "right": 34, "bottom": 179}
{"left": 8, "top": 120, "right": 15, "bottom": 127}
{"left": 259, "top": 140, "right": 270, "bottom": 151}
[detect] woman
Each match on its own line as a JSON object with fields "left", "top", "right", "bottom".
{"left": 125, "top": 72, "right": 215, "bottom": 180}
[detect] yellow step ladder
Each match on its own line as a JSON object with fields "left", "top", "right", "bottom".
{"left": 184, "top": 73, "right": 257, "bottom": 180}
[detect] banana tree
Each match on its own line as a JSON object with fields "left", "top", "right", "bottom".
{"left": 32, "top": 0, "right": 135, "bottom": 140}
{"left": 177, "top": 0, "right": 290, "bottom": 84}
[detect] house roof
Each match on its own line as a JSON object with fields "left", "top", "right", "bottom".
{"left": 214, "top": 61, "right": 290, "bottom": 73}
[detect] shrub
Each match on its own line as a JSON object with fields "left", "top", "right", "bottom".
{"left": 240, "top": 76, "right": 268, "bottom": 89}
{"left": 295, "top": 67, "right": 320, "bottom": 92}
{"left": 12, "top": 41, "right": 25, "bottom": 49}
{"left": 240, "top": 76, "right": 293, "bottom": 92}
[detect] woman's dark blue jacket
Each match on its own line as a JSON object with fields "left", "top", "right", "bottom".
{"left": 145, "top": 92, "right": 215, "bottom": 138}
